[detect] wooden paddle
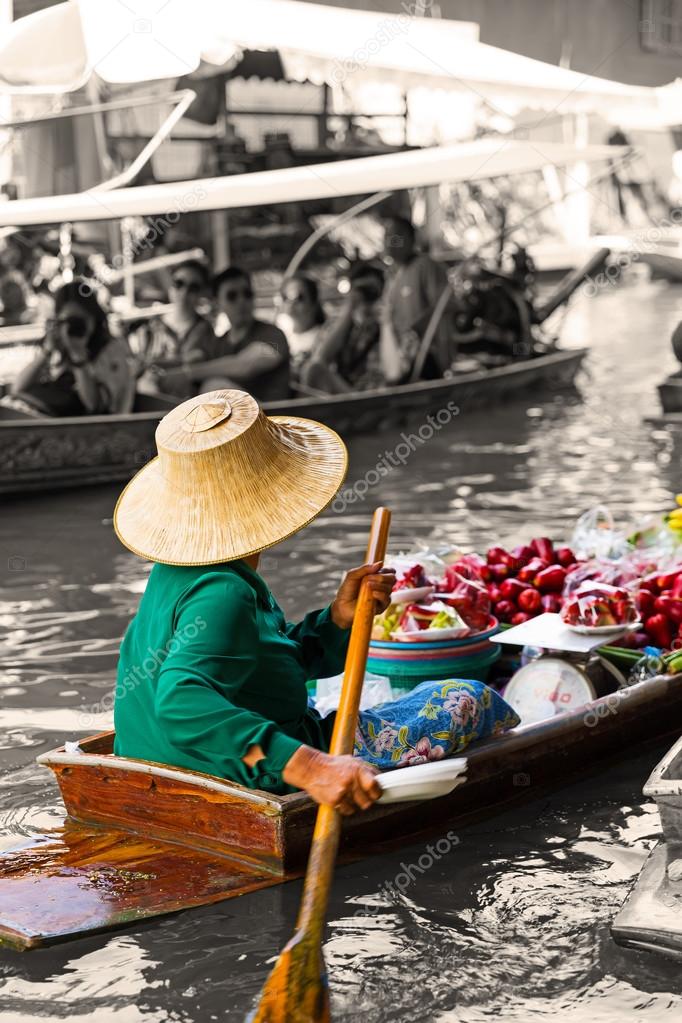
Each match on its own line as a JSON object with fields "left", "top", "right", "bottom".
{"left": 250, "top": 506, "right": 391, "bottom": 1023}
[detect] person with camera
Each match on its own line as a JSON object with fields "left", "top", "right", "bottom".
{"left": 5, "top": 279, "right": 133, "bottom": 418}
{"left": 303, "top": 261, "right": 386, "bottom": 393}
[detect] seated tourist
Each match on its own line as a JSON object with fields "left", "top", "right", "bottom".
{"left": 3, "top": 279, "right": 133, "bottom": 418}
{"left": 382, "top": 215, "right": 452, "bottom": 382}
{"left": 0, "top": 272, "right": 30, "bottom": 326}
{"left": 277, "top": 273, "right": 327, "bottom": 383}
{"left": 304, "top": 262, "right": 386, "bottom": 393}
{"left": 113, "top": 388, "right": 519, "bottom": 802}
{"left": 128, "top": 259, "right": 217, "bottom": 399}
{"left": 161, "top": 267, "right": 290, "bottom": 402}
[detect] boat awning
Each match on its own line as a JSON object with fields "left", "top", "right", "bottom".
{"left": 0, "top": 0, "right": 680, "bottom": 127}
{"left": 0, "top": 139, "right": 631, "bottom": 227}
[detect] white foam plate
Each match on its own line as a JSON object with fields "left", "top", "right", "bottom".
{"left": 377, "top": 758, "right": 467, "bottom": 804}
{"left": 564, "top": 620, "right": 641, "bottom": 635}
{"left": 390, "top": 585, "right": 436, "bottom": 604}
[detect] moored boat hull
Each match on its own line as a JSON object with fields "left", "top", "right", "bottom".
{"left": 0, "top": 348, "right": 586, "bottom": 497}
{"left": 612, "top": 731, "right": 682, "bottom": 959}
{"left": 612, "top": 842, "right": 682, "bottom": 960}
{"left": 1, "top": 670, "right": 681, "bottom": 951}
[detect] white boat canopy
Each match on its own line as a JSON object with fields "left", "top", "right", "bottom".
{"left": 0, "top": 0, "right": 680, "bottom": 126}
{"left": 0, "top": 139, "right": 631, "bottom": 227}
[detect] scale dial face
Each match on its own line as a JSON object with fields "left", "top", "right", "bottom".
{"left": 503, "top": 657, "right": 596, "bottom": 725}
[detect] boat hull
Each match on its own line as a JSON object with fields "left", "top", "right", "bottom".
{"left": 0, "top": 348, "right": 586, "bottom": 496}
{"left": 1, "top": 670, "right": 681, "bottom": 951}
{"left": 658, "top": 376, "right": 682, "bottom": 414}
{"left": 612, "top": 842, "right": 682, "bottom": 960}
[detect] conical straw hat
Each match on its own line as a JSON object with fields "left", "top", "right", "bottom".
{"left": 113, "top": 389, "right": 348, "bottom": 565}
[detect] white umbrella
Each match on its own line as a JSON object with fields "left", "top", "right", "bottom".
{"left": 0, "top": 0, "right": 679, "bottom": 127}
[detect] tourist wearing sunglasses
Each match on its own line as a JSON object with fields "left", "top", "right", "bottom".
{"left": 130, "top": 259, "right": 218, "bottom": 400}
{"left": 163, "top": 267, "right": 290, "bottom": 402}
{"left": 4, "top": 280, "right": 133, "bottom": 418}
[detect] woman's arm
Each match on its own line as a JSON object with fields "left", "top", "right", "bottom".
{"left": 155, "top": 575, "right": 302, "bottom": 789}
{"left": 313, "top": 301, "right": 354, "bottom": 364}
{"left": 245, "top": 743, "right": 381, "bottom": 814}
{"left": 70, "top": 364, "right": 103, "bottom": 413}
{"left": 378, "top": 315, "right": 407, "bottom": 384}
{"left": 283, "top": 562, "right": 395, "bottom": 678}
{"left": 187, "top": 341, "right": 282, "bottom": 385}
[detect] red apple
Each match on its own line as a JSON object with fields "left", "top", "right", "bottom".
{"left": 495, "top": 600, "right": 516, "bottom": 623}
{"left": 555, "top": 547, "right": 576, "bottom": 568}
{"left": 518, "top": 588, "right": 542, "bottom": 613}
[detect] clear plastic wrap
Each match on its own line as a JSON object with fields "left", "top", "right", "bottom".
{"left": 438, "top": 568, "right": 491, "bottom": 632}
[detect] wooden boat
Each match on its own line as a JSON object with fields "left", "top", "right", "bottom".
{"left": 612, "top": 732, "right": 682, "bottom": 959}
{"left": 0, "top": 346, "right": 586, "bottom": 496}
{"left": 1, "top": 668, "right": 681, "bottom": 951}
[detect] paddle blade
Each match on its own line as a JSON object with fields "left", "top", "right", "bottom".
{"left": 249, "top": 929, "right": 329, "bottom": 1023}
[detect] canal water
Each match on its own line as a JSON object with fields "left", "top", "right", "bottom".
{"left": 1, "top": 278, "right": 682, "bottom": 1022}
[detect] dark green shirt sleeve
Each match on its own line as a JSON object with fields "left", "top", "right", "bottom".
{"left": 155, "top": 573, "right": 302, "bottom": 787}
{"left": 284, "top": 604, "right": 350, "bottom": 679}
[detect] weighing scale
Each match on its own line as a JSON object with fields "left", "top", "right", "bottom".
{"left": 496, "top": 613, "right": 630, "bottom": 724}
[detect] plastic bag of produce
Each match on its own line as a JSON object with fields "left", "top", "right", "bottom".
{"left": 563, "top": 557, "right": 642, "bottom": 596}
{"left": 438, "top": 569, "right": 491, "bottom": 632}
{"left": 571, "top": 506, "right": 626, "bottom": 561}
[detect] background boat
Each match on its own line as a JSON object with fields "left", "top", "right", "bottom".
{"left": 0, "top": 347, "right": 586, "bottom": 496}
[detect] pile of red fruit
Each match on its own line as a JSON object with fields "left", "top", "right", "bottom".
{"left": 628, "top": 569, "right": 682, "bottom": 651}
{"left": 480, "top": 537, "right": 579, "bottom": 625}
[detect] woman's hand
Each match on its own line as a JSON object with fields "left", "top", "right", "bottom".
{"left": 330, "top": 561, "right": 396, "bottom": 630}
{"left": 62, "top": 332, "right": 89, "bottom": 366}
{"left": 283, "top": 746, "right": 382, "bottom": 814}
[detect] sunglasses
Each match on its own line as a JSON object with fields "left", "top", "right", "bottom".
{"left": 57, "top": 314, "right": 89, "bottom": 338}
{"left": 222, "top": 287, "right": 254, "bottom": 302}
{"left": 171, "top": 277, "right": 201, "bottom": 293}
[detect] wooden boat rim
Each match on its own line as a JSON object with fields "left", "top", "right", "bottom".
{"left": 643, "top": 731, "right": 682, "bottom": 798}
{"left": 38, "top": 670, "right": 674, "bottom": 814}
{"left": 36, "top": 748, "right": 285, "bottom": 809}
{"left": 0, "top": 347, "right": 587, "bottom": 431}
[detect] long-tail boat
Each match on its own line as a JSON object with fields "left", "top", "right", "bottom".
{"left": 0, "top": 138, "right": 626, "bottom": 496}
{"left": 1, "top": 669, "right": 681, "bottom": 951}
{"left": 0, "top": 346, "right": 585, "bottom": 496}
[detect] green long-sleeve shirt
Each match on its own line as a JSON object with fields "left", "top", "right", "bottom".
{"left": 113, "top": 559, "right": 350, "bottom": 792}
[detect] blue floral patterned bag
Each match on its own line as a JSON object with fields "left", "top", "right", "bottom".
{"left": 354, "top": 678, "right": 520, "bottom": 770}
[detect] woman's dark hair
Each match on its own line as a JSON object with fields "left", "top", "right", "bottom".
{"left": 282, "top": 273, "right": 326, "bottom": 326}
{"left": 212, "top": 265, "right": 251, "bottom": 295}
{"left": 54, "top": 279, "right": 111, "bottom": 359}
{"left": 383, "top": 215, "right": 416, "bottom": 241}
{"left": 174, "top": 259, "right": 210, "bottom": 285}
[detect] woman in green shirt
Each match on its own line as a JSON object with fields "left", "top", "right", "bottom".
{"left": 113, "top": 389, "right": 518, "bottom": 815}
{"left": 113, "top": 388, "right": 393, "bottom": 815}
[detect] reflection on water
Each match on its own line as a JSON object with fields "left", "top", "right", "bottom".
{"left": 0, "top": 281, "right": 682, "bottom": 1021}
